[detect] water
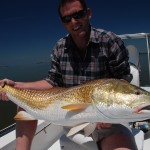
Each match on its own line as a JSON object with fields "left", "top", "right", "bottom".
{"left": 0, "top": 63, "right": 50, "bottom": 130}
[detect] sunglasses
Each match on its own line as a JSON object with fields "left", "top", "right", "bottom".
{"left": 61, "top": 9, "right": 87, "bottom": 23}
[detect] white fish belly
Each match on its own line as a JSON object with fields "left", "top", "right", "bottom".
{"left": 7, "top": 94, "right": 150, "bottom": 126}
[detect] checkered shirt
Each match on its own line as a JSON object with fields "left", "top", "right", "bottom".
{"left": 46, "top": 27, "right": 132, "bottom": 87}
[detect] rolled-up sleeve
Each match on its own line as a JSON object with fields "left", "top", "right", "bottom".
{"left": 45, "top": 44, "right": 64, "bottom": 86}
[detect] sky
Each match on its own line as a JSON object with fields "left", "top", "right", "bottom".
{"left": 0, "top": 0, "right": 150, "bottom": 66}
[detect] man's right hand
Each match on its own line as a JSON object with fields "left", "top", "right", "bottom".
{"left": 0, "top": 79, "right": 15, "bottom": 101}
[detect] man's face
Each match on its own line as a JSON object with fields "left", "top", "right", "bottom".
{"left": 60, "top": 1, "right": 92, "bottom": 38}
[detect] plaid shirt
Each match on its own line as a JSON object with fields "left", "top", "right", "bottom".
{"left": 46, "top": 27, "right": 132, "bottom": 87}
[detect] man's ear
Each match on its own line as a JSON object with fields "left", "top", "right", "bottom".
{"left": 87, "top": 8, "right": 92, "bottom": 20}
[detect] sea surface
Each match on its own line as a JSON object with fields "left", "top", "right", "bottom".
{"left": 0, "top": 63, "right": 50, "bottom": 130}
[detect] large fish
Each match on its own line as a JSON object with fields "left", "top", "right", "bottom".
{"left": 1, "top": 78, "right": 150, "bottom": 127}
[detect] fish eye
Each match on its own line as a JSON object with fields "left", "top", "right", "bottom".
{"left": 134, "top": 90, "right": 140, "bottom": 95}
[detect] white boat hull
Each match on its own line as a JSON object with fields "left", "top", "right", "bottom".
{"left": 0, "top": 120, "right": 150, "bottom": 150}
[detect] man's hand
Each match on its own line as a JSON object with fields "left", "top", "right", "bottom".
{"left": 0, "top": 79, "right": 15, "bottom": 101}
{"left": 96, "top": 122, "right": 112, "bottom": 129}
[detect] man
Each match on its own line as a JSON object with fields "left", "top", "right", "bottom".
{"left": 0, "top": 0, "right": 137, "bottom": 149}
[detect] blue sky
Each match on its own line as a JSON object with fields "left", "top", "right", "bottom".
{"left": 0, "top": 0, "right": 150, "bottom": 66}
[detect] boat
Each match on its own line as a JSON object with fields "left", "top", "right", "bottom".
{"left": 0, "top": 33, "right": 150, "bottom": 150}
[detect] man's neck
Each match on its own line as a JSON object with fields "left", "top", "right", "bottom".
{"left": 71, "top": 35, "right": 90, "bottom": 60}
{"left": 72, "top": 32, "right": 90, "bottom": 50}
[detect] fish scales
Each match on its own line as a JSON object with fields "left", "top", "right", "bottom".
{"left": 1, "top": 78, "right": 150, "bottom": 126}
{"left": 0, "top": 85, "right": 67, "bottom": 109}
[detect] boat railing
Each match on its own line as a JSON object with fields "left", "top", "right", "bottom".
{"left": 118, "top": 33, "right": 150, "bottom": 86}
{"left": 0, "top": 123, "right": 16, "bottom": 138}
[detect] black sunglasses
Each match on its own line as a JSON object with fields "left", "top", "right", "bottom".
{"left": 61, "top": 9, "right": 87, "bottom": 23}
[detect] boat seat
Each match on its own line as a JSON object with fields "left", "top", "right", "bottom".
{"left": 126, "top": 45, "right": 140, "bottom": 86}
{"left": 127, "top": 45, "right": 140, "bottom": 69}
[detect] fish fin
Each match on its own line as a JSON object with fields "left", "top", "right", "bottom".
{"left": 84, "top": 123, "right": 97, "bottom": 137}
{"left": 14, "top": 111, "right": 36, "bottom": 121}
{"left": 61, "top": 103, "right": 89, "bottom": 111}
{"left": 67, "top": 123, "right": 90, "bottom": 137}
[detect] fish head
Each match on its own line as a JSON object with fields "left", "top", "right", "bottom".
{"left": 91, "top": 79, "right": 150, "bottom": 112}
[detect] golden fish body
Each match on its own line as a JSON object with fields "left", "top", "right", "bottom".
{"left": 1, "top": 78, "right": 150, "bottom": 126}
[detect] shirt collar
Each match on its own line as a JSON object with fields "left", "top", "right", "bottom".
{"left": 89, "top": 26, "right": 100, "bottom": 44}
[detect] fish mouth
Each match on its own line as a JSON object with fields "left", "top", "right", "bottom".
{"left": 134, "top": 103, "right": 150, "bottom": 113}
{"left": 141, "top": 105, "right": 150, "bottom": 110}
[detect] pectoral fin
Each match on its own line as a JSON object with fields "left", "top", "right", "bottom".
{"left": 14, "top": 111, "right": 36, "bottom": 121}
{"left": 61, "top": 103, "right": 89, "bottom": 111}
{"left": 67, "top": 123, "right": 90, "bottom": 137}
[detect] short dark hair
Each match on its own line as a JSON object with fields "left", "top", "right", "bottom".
{"left": 58, "top": 0, "right": 87, "bottom": 17}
